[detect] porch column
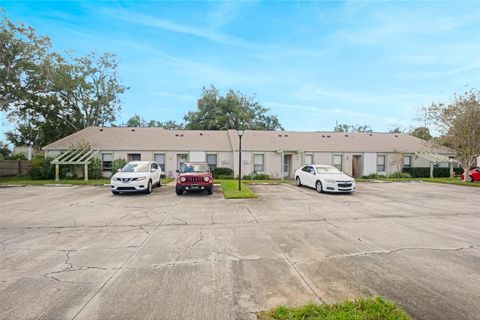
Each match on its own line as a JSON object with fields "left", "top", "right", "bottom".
{"left": 429, "top": 162, "right": 434, "bottom": 178}
{"left": 449, "top": 162, "right": 454, "bottom": 178}
{"left": 84, "top": 164, "right": 88, "bottom": 181}
{"left": 55, "top": 164, "right": 60, "bottom": 181}
{"left": 281, "top": 151, "right": 284, "bottom": 181}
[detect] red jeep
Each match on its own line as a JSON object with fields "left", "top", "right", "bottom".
{"left": 176, "top": 162, "right": 214, "bottom": 195}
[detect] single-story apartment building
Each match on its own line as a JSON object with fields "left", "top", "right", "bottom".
{"left": 43, "top": 126, "right": 455, "bottom": 179}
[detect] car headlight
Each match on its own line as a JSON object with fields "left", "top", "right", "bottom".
{"left": 180, "top": 177, "right": 186, "bottom": 182}
{"left": 324, "top": 179, "right": 336, "bottom": 183}
{"left": 136, "top": 176, "right": 147, "bottom": 181}
{"left": 204, "top": 176, "right": 210, "bottom": 182}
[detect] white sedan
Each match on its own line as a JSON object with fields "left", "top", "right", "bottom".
{"left": 110, "top": 161, "right": 163, "bottom": 195}
{"left": 295, "top": 164, "right": 356, "bottom": 193}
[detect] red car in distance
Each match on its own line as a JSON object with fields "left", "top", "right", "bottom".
{"left": 460, "top": 168, "right": 480, "bottom": 182}
{"left": 176, "top": 162, "right": 214, "bottom": 195}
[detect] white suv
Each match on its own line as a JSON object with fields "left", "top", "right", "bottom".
{"left": 110, "top": 161, "right": 163, "bottom": 195}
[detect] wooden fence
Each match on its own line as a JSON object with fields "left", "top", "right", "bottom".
{"left": 0, "top": 160, "right": 31, "bottom": 177}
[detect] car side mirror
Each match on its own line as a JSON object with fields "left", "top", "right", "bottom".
{"left": 176, "top": 169, "right": 179, "bottom": 173}
{"left": 151, "top": 169, "right": 156, "bottom": 172}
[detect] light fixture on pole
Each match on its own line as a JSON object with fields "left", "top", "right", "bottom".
{"left": 237, "top": 129, "right": 245, "bottom": 191}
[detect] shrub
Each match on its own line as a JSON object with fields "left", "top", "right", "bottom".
{"left": 402, "top": 167, "right": 463, "bottom": 178}
{"left": 252, "top": 173, "right": 270, "bottom": 180}
{"left": 388, "top": 172, "right": 412, "bottom": 178}
{"left": 212, "top": 167, "right": 233, "bottom": 178}
{"left": 88, "top": 158, "right": 103, "bottom": 179}
{"left": 242, "top": 173, "right": 271, "bottom": 180}
{"left": 111, "top": 158, "right": 127, "bottom": 177}
{"left": 363, "top": 173, "right": 385, "bottom": 179}
{"left": 29, "top": 156, "right": 55, "bottom": 180}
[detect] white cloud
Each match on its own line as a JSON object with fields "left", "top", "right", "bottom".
{"left": 110, "top": 10, "right": 255, "bottom": 48}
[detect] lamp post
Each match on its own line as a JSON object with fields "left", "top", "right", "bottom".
{"left": 237, "top": 129, "right": 245, "bottom": 191}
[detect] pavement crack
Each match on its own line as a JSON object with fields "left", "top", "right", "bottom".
{"left": 171, "top": 217, "right": 188, "bottom": 225}
{"left": 175, "top": 228, "right": 205, "bottom": 262}
{"left": 213, "top": 250, "right": 241, "bottom": 260}
{"left": 328, "top": 245, "right": 480, "bottom": 260}
{"left": 246, "top": 205, "right": 324, "bottom": 304}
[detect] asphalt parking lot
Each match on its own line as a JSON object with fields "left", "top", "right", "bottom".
{"left": 1, "top": 182, "right": 479, "bottom": 320}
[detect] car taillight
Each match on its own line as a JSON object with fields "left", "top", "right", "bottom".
{"left": 180, "top": 177, "right": 186, "bottom": 183}
{"left": 204, "top": 176, "right": 210, "bottom": 182}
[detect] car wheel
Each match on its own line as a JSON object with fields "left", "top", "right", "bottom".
{"left": 145, "top": 180, "right": 152, "bottom": 194}
{"left": 296, "top": 176, "right": 302, "bottom": 186}
{"left": 315, "top": 181, "right": 323, "bottom": 193}
{"left": 207, "top": 188, "right": 213, "bottom": 195}
{"left": 112, "top": 190, "right": 119, "bottom": 195}
{"left": 176, "top": 188, "right": 184, "bottom": 196}
{"left": 470, "top": 175, "right": 475, "bottom": 182}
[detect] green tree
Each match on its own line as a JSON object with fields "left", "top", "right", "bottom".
{"left": 125, "top": 114, "right": 146, "bottom": 127}
{"left": 334, "top": 123, "right": 373, "bottom": 132}
{"left": 389, "top": 127, "right": 404, "bottom": 133}
{"left": 184, "top": 85, "right": 283, "bottom": 130}
{"left": 0, "top": 141, "right": 12, "bottom": 159}
{"left": 423, "top": 89, "right": 480, "bottom": 182}
{"left": 147, "top": 120, "right": 183, "bottom": 129}
{"left": 1, "top": 15, "right": 127, "bottom": 147}
{"left": 410, "top": 126, "right": 432, "bottom": 140}
{"left": 124, "top": 115, "right": 184, "bottom": 129}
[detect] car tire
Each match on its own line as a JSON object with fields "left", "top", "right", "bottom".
{"left": 207, "top": 188, "right": 213, "bottom": 195}
{"left": 315, "top": 180, "right": 323, "bottom": 193}
{"left": 112, "top": 190, "right": 119, "bottom": 195}
{"left": 296, "top": 176, "right": 302, "bottom": 187}
{"left": 145, "top": 180, "right": 152, "bottom": 194}
{"left": 470, "top": 175, "right": 475, "bottom": 182}
{"left": 176, "top": 188, "right": 184, "bottom": 196}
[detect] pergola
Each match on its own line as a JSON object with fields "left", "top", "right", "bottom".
{"left": 415, "top": 152, "right": 457, "bottom": 178}
{"left": 51, "top": 149, "right": 99, "bottom": 181}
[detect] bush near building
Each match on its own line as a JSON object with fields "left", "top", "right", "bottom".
{"left": 402, "top": 167, "right": 464, "bottom": 178}
{"left": 212, "top": 167, "right": 233, "bottom": 178}
{"left": 28, "top": 157, "right": 56, "bottom": 180}
{"left": 111, "top": 159, "right": 127, "bottom": 177}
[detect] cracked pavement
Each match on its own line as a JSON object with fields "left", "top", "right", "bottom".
{"left": 0, "top": 182, "right": 479, "bottom": 320}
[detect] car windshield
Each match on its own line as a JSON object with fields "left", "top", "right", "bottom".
{"left": 121, "top": 162, "right": 149, "bottom": 172}
{"left": 181, "top": 163, "right": 210, "bottom": 173}
{"left": 315, "top": 166, "right": 342, "bottom": 174}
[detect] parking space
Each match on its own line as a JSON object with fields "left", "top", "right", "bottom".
{"left": 1, "top": 183, "right": 479, "bottom": 320}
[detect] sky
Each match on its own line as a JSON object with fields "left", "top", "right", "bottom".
{"left": 1, "top": 0, "right": 480, "bottom": 135}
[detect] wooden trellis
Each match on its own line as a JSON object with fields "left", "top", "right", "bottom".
{"left": 51, "top": 149, "right": 99, "bottom": 181}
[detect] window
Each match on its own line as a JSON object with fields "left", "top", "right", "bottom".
{"left": 206, "top": 154, "right": 217, "bottom": 170}
{"left": 102, "top": 153, "right": 113, "bottom": 171}
{"left": 304, "top": 154, "right": 313, "bottom": 165}
{"left": 404, "top": 156, "right": 411, "bottom": 168}
{"left": 377, "top": 155, "right": 386, "bottom": 172}
{"left": 150, "top": 163, "right": 158, "bottom": 171}
{"left": 154, "top": 154, "right": 165, "bottom": 172}
{"left": 333, "top": 155, "right": 342, "bottom": 171}
{"left": 253, "top": 154, "right": 264, "bottom": 173}
{"left": 128, "top": 153, "right": 141, "bottom": 161}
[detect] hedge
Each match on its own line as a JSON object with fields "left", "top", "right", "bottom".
{"left": 402, "top": 167, "right": 464, "bottom": 178}
{"left": 212, "top": 167, "right": 233, "bottom": 178}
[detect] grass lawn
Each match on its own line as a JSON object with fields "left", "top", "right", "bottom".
{"left": 257, "top": 297, "right": 411, "bottom": 320}
{"left": 357, "top": 177, "right": 480, "bottom": 187}
{"left": 218, "top": 179, "right": 257, "bottom": 199}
